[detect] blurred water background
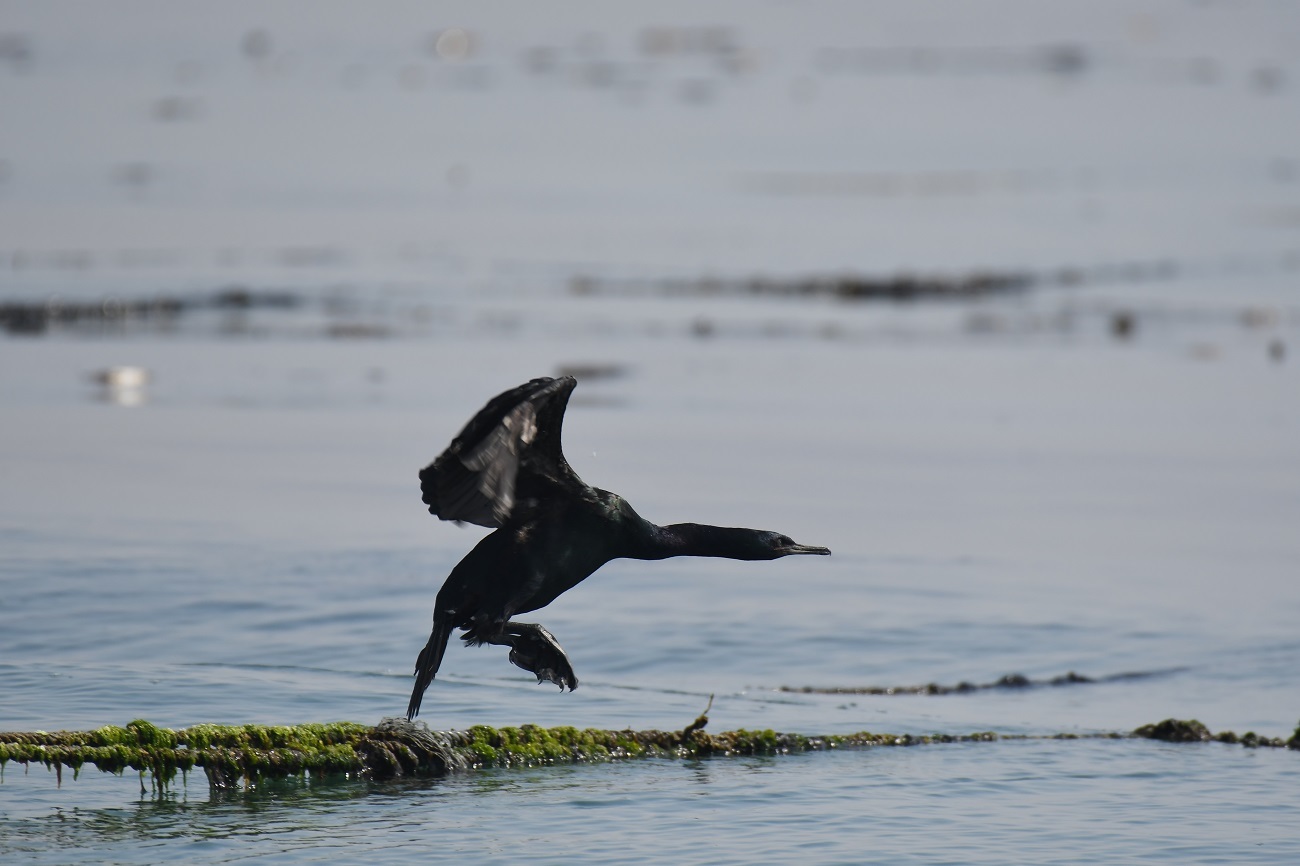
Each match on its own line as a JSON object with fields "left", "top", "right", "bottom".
{"left": 2, "top": 1, "right": 1299, "bottom": 863}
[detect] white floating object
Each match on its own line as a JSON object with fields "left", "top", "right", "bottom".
{"left": 90, "top": 365, "right": 151, "bottom": 405}
{"left": 92, "top": 366, "right": 150, "bottom": 390}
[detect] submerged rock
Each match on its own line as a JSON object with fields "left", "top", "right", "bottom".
{"left": 1133, "top": 719, "right": 1211, "bottom": 742}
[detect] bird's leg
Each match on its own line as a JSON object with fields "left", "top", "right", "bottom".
{"left": 407, "top": 612, "right": 455, "bottom": 720}
{"left": 473, "top": 621, "right": 578, "bottom": 691}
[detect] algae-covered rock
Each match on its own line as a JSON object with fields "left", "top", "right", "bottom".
{"left": 3, "top": 716, "right": 1294, "bottom": 791}
{"left": 1133, "top": 719, "right": 1211, "bottom": 742}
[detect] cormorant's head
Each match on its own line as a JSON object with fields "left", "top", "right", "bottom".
{"left": 749, "top": 530, "right": 832, "bottom": 560}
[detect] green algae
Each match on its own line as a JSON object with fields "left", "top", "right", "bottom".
{"left": 1134, "top": 718, "right": 1212, "bottom": 742}
{"left": 0, "top": 721, "right": 374, "bottom": 789}
{"left": 1133, "top": 718, "right": 1300, "bottom": 749}
{"left": 1, "top": 717, "right": 1295, "bottom": 791}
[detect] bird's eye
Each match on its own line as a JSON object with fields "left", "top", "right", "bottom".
{"left": 777, "top": 535, "right": 793, "bottom": 546}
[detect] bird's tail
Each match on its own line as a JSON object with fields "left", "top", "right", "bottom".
{"left": 407, "top": 612, "right": 454, "bottom": 720}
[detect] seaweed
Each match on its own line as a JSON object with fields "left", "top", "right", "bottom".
{"left": 1, "top": 717, "right": 1294, "bottom": 791}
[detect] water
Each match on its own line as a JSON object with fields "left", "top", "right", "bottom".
{"left": 3, "top": 2, "right": 1300, "bottom": 863}
{"left": 2, "top": 742, "right": 1297, "bottom": 865}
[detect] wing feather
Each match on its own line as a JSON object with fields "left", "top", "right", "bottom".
{"left": 419, "top": 376, "right": 579, "bottom": 527}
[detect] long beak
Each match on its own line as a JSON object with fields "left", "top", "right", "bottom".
{"left": 782, "top": 543, "right": 831, "bottom": 556}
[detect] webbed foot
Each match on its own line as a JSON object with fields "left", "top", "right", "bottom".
{"left": 506, "top": 623, "right": 578, "bottom": 691}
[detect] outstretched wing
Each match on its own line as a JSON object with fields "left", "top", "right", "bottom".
{"left": 419, "top": 376, "right": 581, "bottom": 527}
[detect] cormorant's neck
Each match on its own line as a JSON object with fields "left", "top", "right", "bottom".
{"left": 634, "top": 522, "right": 763, "bottom": 561}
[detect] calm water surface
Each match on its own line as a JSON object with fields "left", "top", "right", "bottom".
{"left": 3, "top": 742, "right": 1298, "bottom": 865}
{"left": 3, "top": 2, "right": 1300, "bottom": 863}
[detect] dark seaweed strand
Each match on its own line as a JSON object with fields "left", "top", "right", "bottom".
{"left": 1, "top": 718, "right": 1296, "bottom": 790}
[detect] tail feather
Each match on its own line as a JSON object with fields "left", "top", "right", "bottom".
{"left": 407, "top": 614, "right": 454, "bottom": 720}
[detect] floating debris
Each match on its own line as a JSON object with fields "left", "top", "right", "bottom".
{"left": 0, "top": 288, "right": 299, "bottom": 337}
{"left": 571, "top": 271, "right": 1034, "bottom": 303}
{"left": 815, "top": 42, "right": 1089, "bottom": 78}
{"left": 2, "top": 716, "right": 1295, "bottom": 792}
{"left": 1133, "top": 718, "right": 1212, "bottom": 743}
{"left": 326, "top": 323, "right": 392, "bottom": 339}
{"left": 91, "top": 365, "right": 149, "bottom": 390}
{"left": 1111, "top": 310, "right": 1136, "bottom": 339}
{"left": 680, "top": 694, "right": 714, "bottom": 739}
{"left": 1130, "top": 718, "right": 1292, "bottom": 748}
{"left": 555, "top": 362, "right": 628, "bottom": 381}
{"left": 430, "top": 28, "right": 475, "bottom": 62}
{"left": 90, "top": 365, "right": 150, "bottom": 407}
{"left": 779, "top": 669, "right": 1180, "bottom": 695}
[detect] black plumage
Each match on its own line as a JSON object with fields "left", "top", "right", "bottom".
{"left": 407, "top": 376, "right": 830, "bottom": 719}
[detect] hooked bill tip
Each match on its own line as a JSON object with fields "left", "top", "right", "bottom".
{"left": 785, "top": 543, "right": 831, "bottom": 556}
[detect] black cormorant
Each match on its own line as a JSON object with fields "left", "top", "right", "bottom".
{"left": 406, "top": 376, "right": 830, "bottom": 719}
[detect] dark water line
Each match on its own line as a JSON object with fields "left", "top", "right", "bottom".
{"left": 779, "top": 667, "right": 1191, "bottom": 695}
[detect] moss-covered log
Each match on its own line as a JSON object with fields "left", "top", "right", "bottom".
{"left": 1, "top": 717, "right": 1296, "bottom": 790}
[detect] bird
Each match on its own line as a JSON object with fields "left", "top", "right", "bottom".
{"left": 406, "top": 375, "right": 830, "bottom": 719}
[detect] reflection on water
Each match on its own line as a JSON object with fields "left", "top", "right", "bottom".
{"left": 4, "top": 743, "right": 1299, "bottom": 865}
